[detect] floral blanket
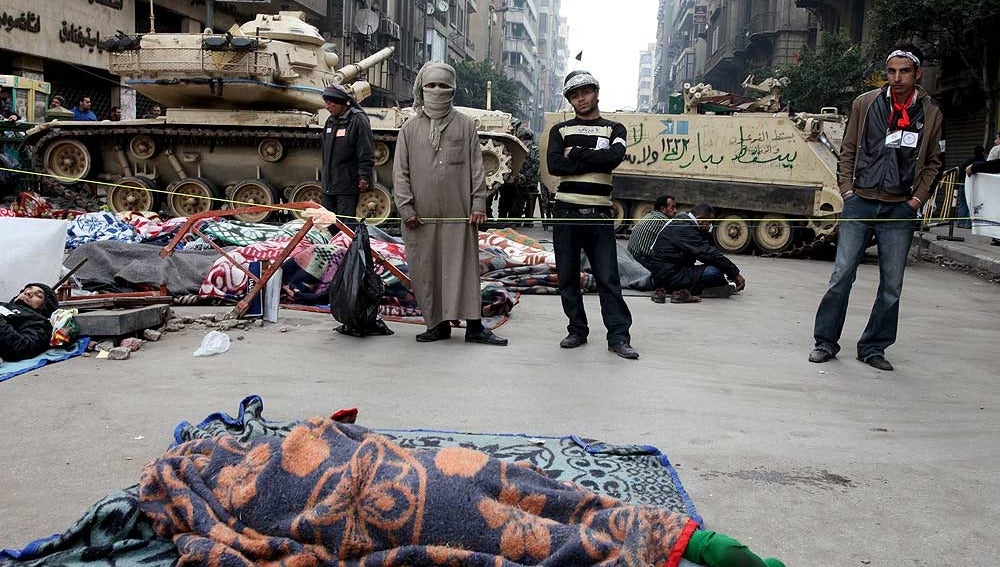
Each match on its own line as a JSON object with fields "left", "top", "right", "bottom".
{"left": 139, "top": 416, "right": 696, "bottom": 566}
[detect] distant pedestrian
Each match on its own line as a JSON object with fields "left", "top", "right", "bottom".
{"left": 988, "top": 132, "right": 1000, "bottom": 162}
{"left": 546, "top": 70, "right": 637, "bottom": 359}
{"left": 319, "top": 83, "right": 373, "bottom": 233}
{"left": 958, "top": 145, "right": 986, "bottom": 228}
{"left": 109, "top": 105, "right": 122, "bottom": 121}
{"left": 392, "top": 61, "right": 507, "bottom": 346}
{"left": 72, "top": 97, "right": 97, "bottom": 121}
{"left": 809, "top": 44, "right": 944, "bottom": 371}
{"left": 142, "top": 105, "right": 162, "bottom": 119}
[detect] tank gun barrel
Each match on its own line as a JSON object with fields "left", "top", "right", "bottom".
{"left": 333, "top": 46, "right": 395, "bottom": 84}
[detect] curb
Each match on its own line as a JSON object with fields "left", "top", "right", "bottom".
{"left": 912, "top": 232, "right": 1000, "bottom": 277}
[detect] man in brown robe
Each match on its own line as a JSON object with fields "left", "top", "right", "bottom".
{"left": 392, "top": 62, "right": 508, "bottom": 346}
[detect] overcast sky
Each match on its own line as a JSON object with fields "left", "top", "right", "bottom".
{"left": 559, "top": 0, "right": 658, "bottom": 111}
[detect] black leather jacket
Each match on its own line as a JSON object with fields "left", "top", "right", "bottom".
{"left": 0, "top": 301, "right": 52, "bottom": 362}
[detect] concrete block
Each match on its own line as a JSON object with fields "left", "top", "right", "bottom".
{"left": 75, "top": 306, "right": 169, "bottom": 338}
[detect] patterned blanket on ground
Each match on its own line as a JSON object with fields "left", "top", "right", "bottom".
{"left": 1, "top": 396, "right": 701, "bottom": 567}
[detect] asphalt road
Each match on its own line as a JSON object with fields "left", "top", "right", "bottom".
{"left": 1, "top": 252, "right": 998, "bottom": 566}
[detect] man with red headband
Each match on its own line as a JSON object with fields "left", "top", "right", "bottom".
{"left": 809, "top": 44, "right": 943, "bottom": 371}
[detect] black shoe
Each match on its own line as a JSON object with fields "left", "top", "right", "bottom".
{"left": 559, "top": 334, "right": 587, "bottom": 349}
{"left": 859, "top": 354, "right": 893, "bottom": 371}
{"left": 465, "top": 328, "right": 508, "bottom": 346}
{"left": 700, "top": 284, "right": 736, "bottom": 298}
{"left": 609, "top": 342, "right": 639, "bottom": 360}
{"left": 651, "top": 288, "right": 667, "bottom": 304}
{"left": 808, "top": 348, "right": 834, "bottom": 363}
{"left": 416, "top": 323, "right": 451, "bottom": 342}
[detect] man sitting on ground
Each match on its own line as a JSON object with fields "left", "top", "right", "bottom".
{"left": 628, "top": 194, "right": 677, "bottom": 302}
{"left": 0, "top": 283, "right": 59, "bottom": 362}
{"left": 643, "top": 203, "right": 745, "bottom": 303}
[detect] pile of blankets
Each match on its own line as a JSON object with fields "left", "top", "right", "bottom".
{"left": 58, "top": 210, "right": 654, "bottom": 320}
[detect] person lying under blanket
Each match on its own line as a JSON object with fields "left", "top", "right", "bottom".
{"left": 140, "top": 416, "right": 784, "bottom": 567}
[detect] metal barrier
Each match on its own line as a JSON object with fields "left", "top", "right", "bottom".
{"left": 921, "top": 167, "right": 964, "bottom": 241}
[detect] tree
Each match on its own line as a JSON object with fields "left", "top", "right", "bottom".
{"left": 869, "top": 0, "right": 1000, "bottom": 142}
{"left": 772, "top": 30, "right": 870, "bottom": 113}
{"left": 452, "top": 60, "right": 523, "bottom": 119}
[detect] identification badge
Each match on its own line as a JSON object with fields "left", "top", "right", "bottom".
{"left": 885, "top": 130, "right": 903, "bottom": 149}
{"left": 326, "top": 127, "right": 332, "bottom": 134}
{"left": 0, "top": 305, "right": 14, "bottom": 317}
{"left": 595, "top": 137, "right": 610, "bottom": 150}
{"left": 336, "top": 128, "right": 347, "bottom": 137}
{"left": 901, "top": 131, "right": 919, "bottom": 148}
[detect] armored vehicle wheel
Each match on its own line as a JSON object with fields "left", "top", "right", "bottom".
{"left": 43, "top": 139, "right": 91, "bottom": 182}
{"left": 754, "top": 214, "right": 795, "bottom": 254}
{"left": 257, "top": 139, "right": 285, "bottom": 163}
{"left": 129, "top": 135, "right": 158, "bottom": 160}
{"left": 107, "top": 176, "right": 159, "bottom": 213}
{"left": 372, "top": 141, "right": 391, "bottom": 166}
{"left": 228, "top": 180, "right": 277, "bottom": 223}
{"left": 715, "top": 214, "right": 752, "bottom": 254}
{"left": 611, "top": 199, "right": 627, "bottom": 232}
{"left": 357, "top": 184, "right": 393, "bottom": 226}
{"left": 630, "top": 201, "right": 655, "bottom": 224}
{"left": 480, "top": 139, "right": 512, "bottom": 191}
{"left": 287, "top": 181, "right": 323, "bottom": 218}
{"left": 167, "top": 177, "right": 217, "bottom": 218}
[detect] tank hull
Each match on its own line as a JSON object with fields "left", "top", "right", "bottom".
{"left": 24, "top": 108, "right": 527, "bottom": 224}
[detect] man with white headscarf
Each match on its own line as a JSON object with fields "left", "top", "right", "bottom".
{"left": 392, "top": 61, "right": 508, "bottom": 346}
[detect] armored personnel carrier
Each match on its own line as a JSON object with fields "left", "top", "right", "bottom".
{"left": 23, "top": 11, "right": 526, "bottom": 224}
{"left": 540, "top": 78, "right": 845, "bottom": 255}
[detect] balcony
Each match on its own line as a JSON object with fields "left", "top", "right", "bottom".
{"left": 505, "top": 63, "right": 536, "bottom": 91}
{"left": 503, "top": 9, "right": 538, "bottom": 44}
{"left": 748, "top": 11, "right": 778, "bottom": 39}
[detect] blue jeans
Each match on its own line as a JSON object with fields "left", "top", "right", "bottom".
{"left": 692, "top": 266, "right": 728, "bottom": 294}
{"left": 553, "top": 206, "right": 632, "bottom": 346}
{"left": 813, "top": 195, "right": 917, "bottom": 359}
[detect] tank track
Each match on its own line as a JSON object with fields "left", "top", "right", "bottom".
{"left": 762, "top": 230, "right": 838, "bottom": 259}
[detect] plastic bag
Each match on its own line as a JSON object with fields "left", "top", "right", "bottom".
{"left": 49, "top": 308, "right": 80, "bottom": 347}
{"left": 329, "top": 222, "right": 393, "bottom": 337}
{"left": 193, "top": 330, "right": 231, "bottom": 356}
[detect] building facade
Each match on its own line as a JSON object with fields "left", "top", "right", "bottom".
{"left": 637, "top": 43, "right": 656, "bottom": 111}
{"left": 535, "top": 0, "right": 566, "bottom": 130}
{"left": 498, "top": 0, "right": 540, "bottom": 129}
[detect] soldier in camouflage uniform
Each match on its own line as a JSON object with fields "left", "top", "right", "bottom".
{"left": 497, "top": 128, "right": 540, "bottom": 226}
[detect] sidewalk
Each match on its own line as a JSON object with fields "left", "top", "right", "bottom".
{"left": 913, "top": 223, "right": 1000, "bottom": 278}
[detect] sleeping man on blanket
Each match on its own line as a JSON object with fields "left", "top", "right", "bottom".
{"left": 140, "top": 416, "right": 784, "bottom": 567}
{"left": 0, "top": 283, "right": 58, "bottom": 362}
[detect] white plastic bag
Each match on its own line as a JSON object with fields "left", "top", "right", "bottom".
{"left": 193, "top": 330, "right": 231, "bottom": 357}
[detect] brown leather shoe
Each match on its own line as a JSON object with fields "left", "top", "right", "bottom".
{"left": 670, "top": 289, "right": 701, "bottom": 304}
{"left": 651, "top": 288, "right": 667, "bottom": 303}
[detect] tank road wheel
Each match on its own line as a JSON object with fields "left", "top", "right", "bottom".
{"left": 480, "top": 139, "right": 513, "bottom": 193}
{"left": 611, "top": 198, "right": 627, "bottom": 232}
{"left": 257, "top": 139, "right": 285, "bottom": 163}
{"left": 43, "top": 139, "right": 91, "bottom": 183}
{"left": 753, "top": 213, "right": 795, "bottom": 254}
{"left": 630, "top": 200, "right": 655, "bottom": 223}
{"left": 715, "top": 214, "right": 752, "bottom": 255}
{"left": 129, "top": 135, "right": 158, "bottom": 160}
{"left": 287, "top": 181, "right": 323, "bottom": 218}
{"left": 357, "top": 184, "right": 393, "bottom": 226}
{"left": 167, "top": 177, "right": 217, "bottom": 218}
{"left": 228, "top": 180, "right": 278, "bottom": 223}
{"left": 107, "top": 176, "right": 159, "bottom": 213}
{"left": 372, "top": 141, "right": 391, "bottom": 166}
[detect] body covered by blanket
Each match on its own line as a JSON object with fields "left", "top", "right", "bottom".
{"left": 140, "top": 416, "right": 696, "bottom": 566}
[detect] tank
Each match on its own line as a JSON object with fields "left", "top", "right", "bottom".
{"left": 539, "top": 77, "right": 846, "bottom": 255}
{"left": 23, "top": 11, "right": 526, "bottom": 225}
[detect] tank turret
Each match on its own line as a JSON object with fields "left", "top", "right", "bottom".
{"left": 104, "top": 11, "right": 394, "bottom": 110}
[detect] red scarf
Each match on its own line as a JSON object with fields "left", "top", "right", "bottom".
{"left": 888, "top": 89, "right": 915, "bottom": 130}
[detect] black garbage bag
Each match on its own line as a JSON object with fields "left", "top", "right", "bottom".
{"left": 329, "top": 222, "right": 393, "bottom": 337}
